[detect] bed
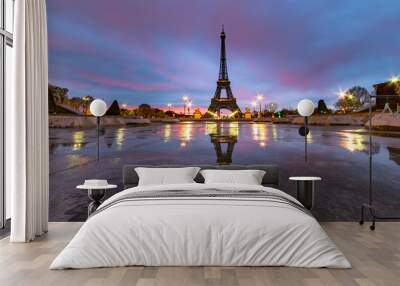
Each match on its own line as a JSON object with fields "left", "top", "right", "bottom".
{"left": 50, "top": 165, "right": 350, "bottom": 269}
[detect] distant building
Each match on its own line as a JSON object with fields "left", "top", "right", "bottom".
{"left": 244, "top": 107, "right": 252, "bottom": 120}
{"left": 49, "top": 84, "right": 68, "bottom": 103}
{"left": 48, "top": 84, "right": 81, "bottom": 115}
{"left": 373, "top": 80, "right": 400, "bottom": 110}
{"left": 193, "top": 108, "right": 202, "bottom": 120}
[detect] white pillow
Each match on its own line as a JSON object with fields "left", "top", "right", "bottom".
{"left": 135, "top": 167, "right": 201, "bottom": 186}
{"left": 200, "top": 169, "right": 266, "bottom": 185}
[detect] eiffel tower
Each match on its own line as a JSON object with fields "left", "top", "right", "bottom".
{"left": 207, "top": 26, "right": 241, "bottom": 118}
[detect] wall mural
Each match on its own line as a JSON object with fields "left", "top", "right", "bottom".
{"left": 47, "top": 0, "right": 400, "bottom": 222}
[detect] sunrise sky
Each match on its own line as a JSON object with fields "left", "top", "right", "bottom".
{"left": 47, "top": 0, "right": 400, "bottom": 111}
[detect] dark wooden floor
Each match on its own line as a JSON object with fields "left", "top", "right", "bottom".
{"left": 1, "top": 222, "right": 399, "bottom": 286}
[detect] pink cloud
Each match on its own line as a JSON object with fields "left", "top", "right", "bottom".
{"left": 79, "top": 71, "right": 180, "bottom": 93}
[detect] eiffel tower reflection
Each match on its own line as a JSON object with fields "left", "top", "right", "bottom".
{"left": 206, "top": 122, "right": 238, "bottom": 165}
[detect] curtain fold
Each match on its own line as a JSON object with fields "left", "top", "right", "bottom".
{"left": 9, "top": 0, "right": 49, "bottom": 242}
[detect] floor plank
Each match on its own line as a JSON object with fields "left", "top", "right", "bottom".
{"left": 0, "top": 222, "right": 399, "bottom": 286}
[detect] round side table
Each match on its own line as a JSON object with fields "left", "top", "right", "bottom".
{"left": 289, "top": 177, "right": 321, "bottom": 210}
{"left": 77, "top": 184, "right": 117, "bottom": 217}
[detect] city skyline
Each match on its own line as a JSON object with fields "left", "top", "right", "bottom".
{"left": 47, "top": 0, "right": 400, "bottom": 110}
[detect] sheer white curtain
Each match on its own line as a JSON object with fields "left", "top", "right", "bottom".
{"left": 8, "top": 0, "right": 49, "bottom": 242}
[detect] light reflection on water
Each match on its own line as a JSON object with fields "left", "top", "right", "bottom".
{"left": 115, "top": 128, "right": 125, "bottom": 149}
{"left": 72, "top": 130, "right": 85, "bottom": 151}
{"left": 337, "top": 131, "right": 381, "bottom": 154}
{"left": 339, "top": 132, "right": 365, "bottom": 153}
{"left": 65, "top": 154, "right": 91, "bottom": 170}
{"left": 164, "top": 124, "right": 171, "bottom": 142}
{"left": 271, "top": 124, "right": 278, "bottom": 141}
{"left": 49, "top": 122, "right": 400, "bottom": 169}
{"left": 179, "top": 122, "right": 193, "bottom": 147}
{"left": 252, "top": 123, "right": 267, "bottom": 147}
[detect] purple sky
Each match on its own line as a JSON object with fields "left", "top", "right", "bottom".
{"left": 47, "top": 0, "right": 400, "bottom": 110}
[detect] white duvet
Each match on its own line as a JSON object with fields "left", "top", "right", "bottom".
{"left": 50, "top": 183, "right": 351, "bottom": 269}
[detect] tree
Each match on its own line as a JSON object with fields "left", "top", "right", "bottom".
{"left": 66, "top": 97, "right": 83, "bottom": 110}
{"left": 105, "top": 100, "right": 121, "bottom": 116}
{"left": 82, "top": 95, "right": 94, "bottom": 114}
{"left": 165, "top": 110, "right": 177, "bottom": 117}
{"left": 137, "top": 104, "right": 152, "bottom": 118}
{"left": 278, "top": 108, "right": 297, "bottom": 117}
{"left": 317, "top": 99, "right": 329, "bottom": 114}
{"left": 266, "top": 102, "right": 278, "bottom": 113}
{"left": 134, "top": 104, "right": 169, "bottom": 118}
{"left": 48, "top": 84, "right": 69, "bottom": 103}
{"left": 335, "top": 86, "right": 370, "bottom": 112}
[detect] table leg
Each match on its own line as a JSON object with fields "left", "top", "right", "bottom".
{"left": 87, "top": 189, "right": 106, "bottom": 217}
{"left": 296, "top": 181, "right": 315, "bottom": 210}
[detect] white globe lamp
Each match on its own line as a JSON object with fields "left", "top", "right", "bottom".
{"left": 90, "top": 99, "right": 107, "bottom": 161}
{"left": 90, "top": 99, "right": 107, "bottom": 117}
{"left": 297, "top": 99, "right": 314, "bottom": 117}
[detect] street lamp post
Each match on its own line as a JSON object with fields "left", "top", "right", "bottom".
{"left": 167, "top": 103, "right": 172, "bottom": 111}
{"left": 251, "top": 101, "right": 257, "bottom": 114}
{"left": 187, "top": 102, "right": 192, "bottom": 116}
{"left": 257, "top": 93, "right": 264, "bottom": 117}
{"left": 297, "top": 99, "right": 314, "bottom": 162}
{"left": 90, "top": 99, "right": 107, "bottom": 161}
{"left": 357, "top": 75, "right": 400, "bottom": 231}
{"left": 182, "top": 96, "right": 189, "bottom": 115}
